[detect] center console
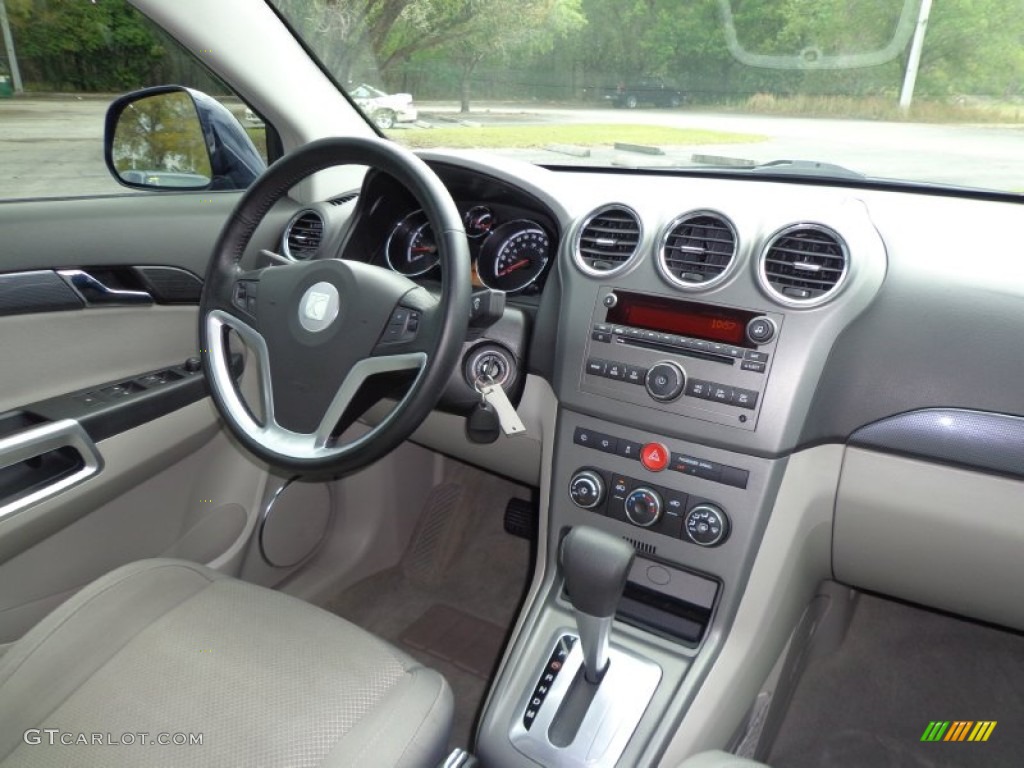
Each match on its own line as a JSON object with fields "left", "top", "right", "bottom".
{"left": 475, "top": 185, "right": 888, "bottom": 766}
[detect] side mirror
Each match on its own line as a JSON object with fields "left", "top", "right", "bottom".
{"left": 104, "top": 85, "right": 267, "bottom": 191}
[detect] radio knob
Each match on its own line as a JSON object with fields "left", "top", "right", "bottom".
{"left": 645, "top": 361, "right": 686, "bottom": 402}
{"left": 625, "top": 487, "right": 662, "bottom": 528}
{"left": 684, "top": 504, "right": 730, "bottom": 547}
{"left": 746, "top": 316, "right": 777, "bottom": 345}
{"left": 569, "top": 470, "right": 605, "bottom": 510}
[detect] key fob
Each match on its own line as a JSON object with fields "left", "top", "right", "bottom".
{"left": 466, "top": 401, "right": 501, "bottom": 444}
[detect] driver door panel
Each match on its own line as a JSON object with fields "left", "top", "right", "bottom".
{"left": 0, "top": 194, "right": 280, "bottom": 642}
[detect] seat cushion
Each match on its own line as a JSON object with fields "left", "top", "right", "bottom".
{"left": 0, "top": 559, "right": 452, "bottom": 767}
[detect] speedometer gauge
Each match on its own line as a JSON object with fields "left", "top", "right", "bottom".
{"left": 385, "top": 210, "right": 439, "bottom": 276}
{"left": 477, "top": 220, "right": 551, "bottom": 293}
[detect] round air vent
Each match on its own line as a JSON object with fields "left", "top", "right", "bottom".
{"left": 759, "top": 224, "right": 848, "bottom": 306}
{"left": 282, "top": 209, "right": 324, "bottom": 260}
{"left": 657, "top": 211, "right": 737, "bottom": 290}
{"left": 573, "top": 205, "right": 643, "bottom": 276}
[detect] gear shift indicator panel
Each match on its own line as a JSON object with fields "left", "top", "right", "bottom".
{"left": 523, "top": 635, "right": 576, "bottom": 730}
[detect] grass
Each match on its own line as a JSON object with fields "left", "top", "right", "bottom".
{"left": 391, "top": 123, "right": 765, "bottom": 149}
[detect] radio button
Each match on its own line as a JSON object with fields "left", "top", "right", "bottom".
{"left": 740, "top": 360, "right": 766, "bottom": 373}
{"left": 640, "top": 443, "right": 670, "bottom": 472}
{"left": 616, "top": 439, "right": 642, "bottom": 460}
{"left": 710, "top": 383, "right": 734, "bottom": 403}
{"left": 585, "top": 358, "right": 608, "bottom": 377}
{"left": 746, "top": 317, "right": 777, "bottom": 345}
{"left": 686, "top": 379, "right": 713, "bottom": 400}
{"left": 593, "top": 323, "right": 612, "bottom": 333}
{"left": 691, "top": 340, "right": 711, "bottom": 352}
{"left": 744, "top": 350, "right": 769, "bottom": 363}
{"left": 646, "top": 362, "right": 686, "bottom": 402}
{"left": 606, "top": 362, "right": 627, "bottom": 380}
{"left": 732, "top": 388, "right": 759, "bottom": 409}
{"left": 723, "top": 346, "right": 745, "bottom": 359}
{"left": 624, "top": 365, "right": 647, "bottom": 385}
{"left": 591, "top": 330, "right": 612, "bottom": 343}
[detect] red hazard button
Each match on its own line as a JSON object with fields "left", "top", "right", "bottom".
{"left": 640, "top": 442, "right": 669, "bottom": 472}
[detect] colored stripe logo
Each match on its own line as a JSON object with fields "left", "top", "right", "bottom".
{"left": 921, "top": 721, "right": 996, "bottom": 742}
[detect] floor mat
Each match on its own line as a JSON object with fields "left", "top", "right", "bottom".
{"left": 400, "top": 604, "right": 507, "bottom": 679}
{"left": 327, "top": 460, "right": 532, "bottom": 752}
{"left": 768, "top": 593, "right": 1024, "bottom": 768}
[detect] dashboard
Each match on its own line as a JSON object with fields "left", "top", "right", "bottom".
{"left": 269, "top": 147, "right": 1024, "bottom": 656}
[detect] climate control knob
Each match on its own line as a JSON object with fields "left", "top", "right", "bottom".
{"left": 645, "top": 361, "right": 686, "bottom": 402}
{"left": 569, "top": 470, "right": 605, "bottom": 510}
{"left": 684, "top": 504, "right": 730, "bottom": 547}
{"left": 624, "top": 487, "right": 663, "bottom": 528}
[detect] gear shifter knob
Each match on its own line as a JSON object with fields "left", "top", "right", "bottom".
{"left": 560, "top": 526, "right": 635, "bottom": 683}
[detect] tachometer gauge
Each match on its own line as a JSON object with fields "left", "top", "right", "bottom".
{"left": 477, "top": 220, "right": 551, "bottom": 293}
{"left": 385, "top": 210, "right": 439, "bottom": 276}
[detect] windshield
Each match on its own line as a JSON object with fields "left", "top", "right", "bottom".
{"left": 269, "top": 1, "right": 1023, "bottom": 193}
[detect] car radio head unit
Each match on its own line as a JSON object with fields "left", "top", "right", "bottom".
{"left": 605, "top": 291, "right": 757, "bottom": 348}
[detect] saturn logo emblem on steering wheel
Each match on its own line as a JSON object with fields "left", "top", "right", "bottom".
{"left": 298, "top": 281, "right": 340, "bottom": 332}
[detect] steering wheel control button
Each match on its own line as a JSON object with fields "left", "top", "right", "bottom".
{"left": 685, "top": 504, "right": 730, "bottom": 547}
{"left": 746, "top": 316, "right": 777, "bottom": 345}
{"left": 381, "top": 307, "right": 422, "bottom": 344}
{"left": 731, "top": 388, "right": 759, "bottom": 409}
{"left": 624, "top": 487, "right": 663, "bottom": 528}
{"left": 615, "top": 439, "right": 642, "bottom": 460}
{"left": 645, "top": 361, "right": 686, "bottom": 402}
{"left": 569, "top": 470, "right": 606, "bottom": 510}
{"left": 640, "top": 442, "right": 669, "bottom": 472}
{"left": 297, "top": 281, "right": 340, "bottom": 333}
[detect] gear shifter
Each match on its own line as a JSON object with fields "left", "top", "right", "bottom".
{"left": 560, "top": 526, "right": 635, "bottom": 684}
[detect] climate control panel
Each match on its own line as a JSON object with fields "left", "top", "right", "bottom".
{"left": 569, "top": 467, "right": 731, "bottom": 548}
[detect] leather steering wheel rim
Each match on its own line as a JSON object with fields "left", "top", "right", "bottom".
{"left": 199, "top": 136, "right": 471, "bottom": 477}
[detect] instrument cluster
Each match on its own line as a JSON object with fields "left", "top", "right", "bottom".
{"left": 385, "top": 204, "right": 553, "bottom": 294}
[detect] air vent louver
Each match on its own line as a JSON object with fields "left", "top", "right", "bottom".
{"left": 283, "top": 210, "right": 324, "bottom": 260}
{"left": 659, "top": 212, "right": 736, "bottom": 289}
{"left": 574, "top": 205, "right": 642, "bottom": 274}
{"left": 760, "top": 225, "right": 848, "bottom": 305}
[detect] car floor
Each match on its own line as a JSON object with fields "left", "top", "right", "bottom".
{"left": 327, "top": 460, "right": 533, "bottom": 752}
{"left": 767, "top": 592, "right": 1024, "bottom": 767}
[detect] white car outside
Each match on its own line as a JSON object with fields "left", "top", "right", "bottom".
{"left": 348, "top": 83, "right": 418, "bottom": 129}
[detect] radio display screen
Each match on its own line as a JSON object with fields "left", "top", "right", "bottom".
{"left": 605, "top": 291, "right": 756, "bottom": 347}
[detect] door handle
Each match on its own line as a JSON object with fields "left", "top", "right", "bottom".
{"left": 58, "top": 270, "right": 153, "bottom": 306}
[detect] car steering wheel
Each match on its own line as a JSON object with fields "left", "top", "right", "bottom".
{"left": 199, "top": 136, "right": 471, "bottom": 476}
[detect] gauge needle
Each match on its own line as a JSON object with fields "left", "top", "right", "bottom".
{"left": 412, "top": 245, "right": 437, "bottom": 253}
{"left": 499, "top": 258, "right": 530, "bottom": 276}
